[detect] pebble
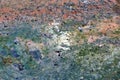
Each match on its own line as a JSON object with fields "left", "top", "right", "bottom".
{"left": 10, "top": 49, "right": 20, "bottom": 58}
{"left": 29, "top": 50, "right": 42, "bottom": 60}
{"left": 78, "top": 27, "right": 83, "bottom": 32}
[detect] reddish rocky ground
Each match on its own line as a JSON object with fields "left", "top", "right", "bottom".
{"left": 0, "top": 0, "right": 118, "bottom": 23}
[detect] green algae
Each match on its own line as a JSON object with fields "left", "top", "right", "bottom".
{"left": 0, "top": 21, "right": 120, "bottom": 80}
{"left": 0, "top": 36, "right": 11, "bottom": 46}
{"left": 75, "top": 42, "right": 110, "bottom": 63}
{"left": 24, "top": 57, "right": 38, "bottom": 70}
{"left": 10, "top": 23, "right": 42, "bottom": 43}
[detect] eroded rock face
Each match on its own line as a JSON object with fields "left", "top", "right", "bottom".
{"left": 113, "top": 6, "right": 120, "bottom": 15}
{"left": 112, "top": 0, "right": 120, "bottom": 15}
{"left": 0, "top": 0, "right": 120, "bottom": 80}
{"left": 115, "top": 0, "right": 120, "bottom": 4}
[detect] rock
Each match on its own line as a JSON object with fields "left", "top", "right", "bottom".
{"left": 78, "top": 27, "right": 83, "bottom": 32}
{"left": 29, "top": 50, "right": 42, "bottom": 60}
